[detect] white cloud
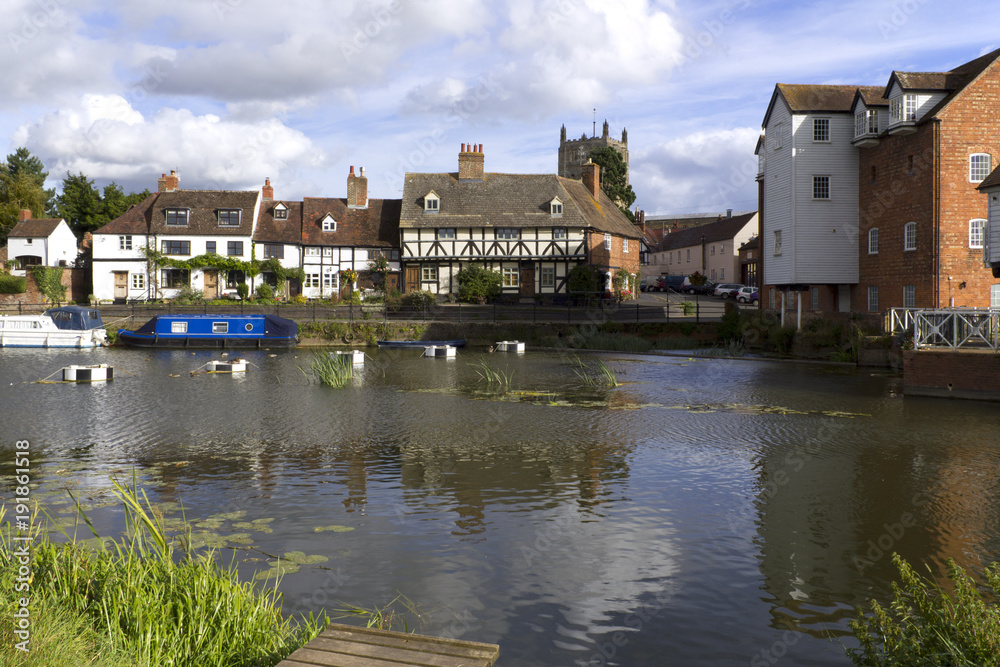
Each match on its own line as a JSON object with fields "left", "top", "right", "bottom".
{"left": 14, "top": 94, "right": 325, "bottom": 194}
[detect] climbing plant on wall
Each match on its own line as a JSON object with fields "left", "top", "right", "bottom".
{"left": 29, "top": 266, "right": 66, "bottom": 303}
{"left": 140, "top": 248, "right": 305, "bottom": 292}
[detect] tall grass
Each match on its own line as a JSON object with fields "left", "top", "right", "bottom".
{"left": 472, "top": 356, "right": 515, "bottom": 394}
{"left": 572, "top": 356, "right": 619, "bottom": 388}
{"left": 0, "top": 478, "right": 324, "bottom": 667}
{"left": 311, "top": 352, "right": 353, "bottom": 387}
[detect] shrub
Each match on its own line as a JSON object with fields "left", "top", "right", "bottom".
{"left": 401, "top": 290, "right": 435, "bottom": 309}
{"left": 716, "top": 305, "right": 743, "bottom": 342}
{"left": 255, "top": 284, "right": 275, "bottom": 301}
{"left": 456, "top": 264, "right": 502, "bottom": 303}
{"left": 172, "top": 286, "right": 204, "bottom": 305}
{"left": 848, "top": 554, "right": 1000, "bottom": 666}
{"left": 292, "top": 294, "right": 307, "bottom": 305}
{"left": 30, "top": 266, "right": 66, "bottom": 302}
{"left": 769, "top": 325, "right": 797, "bottom": 354}
{"left": 568, "top": 264, "right": 604, "bottom": 297}
{"left": 0, "top": 274, "right": 27, "bottom": 294}
{"left": 236, "top": 283, "right": 250, "bottom": 301}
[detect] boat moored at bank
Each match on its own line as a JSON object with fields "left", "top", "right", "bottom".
{"left": 0, "top": 306, "right": 107, "bottom": 348}
{"left": 118, "top": 314, "right": 298, "bottom": 348}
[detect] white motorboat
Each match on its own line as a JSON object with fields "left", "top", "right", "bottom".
{"left": 0, "top": 306, "right": 107, "bottom": 348}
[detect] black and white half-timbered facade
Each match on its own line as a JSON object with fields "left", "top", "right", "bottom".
{"left": 399, "top": 145, "right": 642, "bottom": 297}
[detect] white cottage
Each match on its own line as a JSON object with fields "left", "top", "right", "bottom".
{"left": 6, "top": 211, "right": 79, "bottom": 270}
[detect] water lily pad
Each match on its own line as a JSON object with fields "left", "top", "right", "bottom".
{"left": 254, "top": 561, "right": 300, "bottom": 580}
{"left": 225, "top": 533, "right": 254, "bottom": 545}
{"left": 195, "top": 520, "right": 224, "bottom": 530}
{"left": 314, "top": 525, "right": 354, "bottom": 533}
{"left": 186, "top": 531, "right": 228, "bottom": 549}
{"left": 282, "top": 551, "right": 329, "bottom": 565}
{"left": 209, "top": 510, "right": 247, "bottom": 521}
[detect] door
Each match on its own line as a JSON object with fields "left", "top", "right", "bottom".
{"left": 405, "top": 265, "right": 420, "bottom": 293}
{"left": 520, "top": 264, "right": 535, "bottom": 298}
{"left": 204, "top": 270, "right": 219, "bottom": 300}
{"left": 387, "top": 272, "right": 400, "bottom": 293}
{"left": 113, "top": 272, "right": 128, "bottom": 300}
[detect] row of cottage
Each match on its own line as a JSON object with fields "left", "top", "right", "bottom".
{"left": 76, "top": 146, "right": 642, "bottom": 302}
{"left": 757, "top": 47, "right": 1000, "bottom": 313}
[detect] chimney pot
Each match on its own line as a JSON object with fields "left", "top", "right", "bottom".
{"left": 458, "top": 143, "right": 485, "bottom": 181}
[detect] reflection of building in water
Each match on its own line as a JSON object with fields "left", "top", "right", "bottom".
{"left": 753, "top": 422, "right": 996, "bottom": 636}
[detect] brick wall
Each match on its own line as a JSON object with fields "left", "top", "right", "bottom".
{"left": 0, "top": 268, "right": 86, "bottom": 307}
{"left": 586, "top": 231, "right": 641, "bottom": 292}
{"left": 904, "top": 349, "right": 1000, "bottom": 401}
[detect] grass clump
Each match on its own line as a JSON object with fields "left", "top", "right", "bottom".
{"left": 847, "top": 553, "right": 1000, "bottom": 666}
{"left": 0, "top": 478, "right": 324, "bottom": 667}
{"left": 311, "top": 352, "right": 354, "bottom": 387}
{"left": 472, "top": 355, "right": 514, "bottom": 394}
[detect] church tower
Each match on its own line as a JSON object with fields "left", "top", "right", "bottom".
{"left": 558, "top": 120, "right": 629, "bottom": 185}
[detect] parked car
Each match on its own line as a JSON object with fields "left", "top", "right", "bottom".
{"left": 640, "top": 277, "right": 648, "bottom": 292}
{"left": 659, "top": 275, "right": 687, "bottom": 292}
{"left": 647, "top": 276, "right": 666, "bottom": 292}
{"left": 713, "top": 283, "right": 744, "bottom": 298}
{"left": 682, "top": 278, "right": 717, "bottom": 295}
{"left": 735, "top": 287, "right": 759, "bottom": 305}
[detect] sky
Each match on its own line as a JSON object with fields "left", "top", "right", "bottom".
{"left": 2, "top": 0, "right": 997, "bottom": 217}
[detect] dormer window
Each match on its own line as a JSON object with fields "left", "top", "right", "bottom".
{"left": 218, "top": 209, "right": 241, "bottom": 227}
{"left": 165, "top": 208, "right": 188, "bottom": 226}
{"left": 890, "top": 93, "right": 917, "bottom": 124}
{"left": 273, "top": 203, "right": 288, "bottom": 220}
{"left": 550, "top": 198, "right": 563, "bottom": 217}
{"left": 321, "top": 214, "right": 336, "bottom": 232}
{"left": 424, "top": 192, "right": 440, "bottom": 213}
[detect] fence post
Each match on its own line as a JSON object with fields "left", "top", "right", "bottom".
{"left": 696, "top": 297, "right": 700, "bottom": 323}
{"left": 459, "top": 302, "right": 462, "bottom": 324}
{"left": 204, "top": 303, "right": 207, "bottom": 315}
{"left": 636, "top": 303, "right": 639, "bottom": 323}
{"left": 312, "top": 302, "right": 316, "bottom": 322}
{"left": 533, "top": 303, "right": 537, "bottom": 324}
{"left": 493, "top": 301, "right": 497, "bottom": 324}
{"left": 567, "top": 302, "right": 571, "bottom": 324}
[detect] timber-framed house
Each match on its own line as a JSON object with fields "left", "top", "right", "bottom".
{"left": 399, "top": 145, "right": 642, "bottom": 298}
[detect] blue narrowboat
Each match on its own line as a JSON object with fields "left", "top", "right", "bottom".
{"left": 118, "top": 314, "right": 298, "bottom": 348}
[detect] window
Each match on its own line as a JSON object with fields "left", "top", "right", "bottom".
{"left": 603, "top": 233, "right": 611, "bottom": 250}
{"left": 773, "top": 230, "right": 782, "bottom": 256}
{"left": 871, "top": 166, "right": 877, "bottom": 184}
{"left": 323, "top": 272, "right": 337, "bottom": 290}
{"left": 421, "top": 266, "right": 437, "bottom": 282}
{"left": 119, "top": 235, "right": 132, "bottom": 250}
{"left": 771, "top": 123, "right": 783, "bottom": 150}
{"left": 686, "top": 249, "right": 691, "bottom": 261}
{"left": 903, "top": 284, "right": 916, "bottom": 308}
{"left": 437, "top": 228, "right": 456, "bottom": 240}
{"left": 263, "top": 243, "right": 284, "bottom": 259}
{"left": 495, "top": 228, "right": 519, "bottom": 240}
{"left": 305, "top": 273, "right": 320, "bottom": 288}
{"left": 720, "top": 244, "right": 725, "bottom": 254}
{"left": 424, "top": 193, "right": 439, "bottom": 212}
{"left": 273, "top": 204, "right": 288, "bottom": 219}
{"left": 226, "top": 270, "right": 245, "bottom": 288}
{"left": 502, "top": 267, "right": 519, "bottom": 287}
{"left": 165, "top": 209, "right": 188, "bottom": 226}
{"left": 131, "top": 273, "right": 145, "bottom": 290}
{"left": 992, "top": 284, "right": 1000, "bottom": 309}
{"left": 710, "top": 245, "right": 715, "bottom": 256}
{"left": 809, "top": 286, "right": 819, "bottom": 310}
{"left": 769, "top": 288, "right": 776, "bottom": 309}
{"left": 206, "top": 241, "right": 216, "bottom": 254}
{"left": 970, "top": 219, "right": 986, "bottom": 248}
{"left": 162, "top": 240, "right": 190, "bottom": 255}
{"left": 217, "top": 209, "right": 241, "bottom": 226}
{"left": 212, "top": 322, "right": 229, "bottom": 334}
{"left": 161, "top": 268, "right": 189, "bottom": 288}
{"left": 867, "top": 227, "right": 879, "bottom": 254}
{"left": 553, "top": 228, "right": 567, "bottom": 239}
{"left": 550, "top": 199, "right": 563, "bottom": 216}
{"left": 891, "top": 94, "right": 917, "bottom": 123}
{"left": 171, "top": 321, "right": 187, "bottom": 334}
{"left": 24, "top": 238, "right": 32, "bottom": 245}
{"left": 868, "top": 285, "right": 879, "bottom": 312}
{"left": 904, "top": 94, "right": 917, "bottom": 121}
{"left": 623, "top": 238, "right": 629, "bottom": 253}
{"left": 227, "top": 241, "right": 244, "bottom": 256}
{"left": 720, "top": 268, "right": 725, "bottom": 280}
{"left": 813, "top": 118, "right": 830, "bottom": 142}
{"left": 540, "top": 267, "right": 555, "bottom": 288}
{"left": 710, "top": 269, "right": 717, "bottom": 281}
{"left": 323, "top": 247, "right": 332, "bottom": 256}
{"left": 904, "top": 222, "right": 916, "bottom": 251}
{"left": 867, "top": 110, "right": 879, "bottom": 134}
{"left": 855, "top": 111, "right": 865, "bottom": 138}
{"left": 668, "top": 253, "right": 672, "bottom": 265}
{"left": 305, "top": 247, "right": 320, "bottom": 257}
{"left": 321, "top": 215, "right": 336, "bottom": 232}
{"left": 813, "top": 176, "right": 830, "bottom": 200}
{"left": 970, "top": 154, "right": 992, "bottom": 183}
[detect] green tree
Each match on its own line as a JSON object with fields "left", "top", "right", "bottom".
{"left": 57, "top": 172, "right": 106, "bottom": 237}
{"left": 0, "top": 148, "right": 55, "bottom": 243}
{"left": 102, "top": 183, "right": 151, "bottom": 222}
{"left": 567, "top": 264, "right": 604, "bottom": 297}
{"left": 589, "top": 146, "right": 636, "bottom": 222}
{"left": 456, "top": 263, "right": 502, "bottom": 303}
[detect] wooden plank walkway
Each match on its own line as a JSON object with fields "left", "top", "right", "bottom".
{"left": 275, "top": 622, "right": 500, "bottom": 667}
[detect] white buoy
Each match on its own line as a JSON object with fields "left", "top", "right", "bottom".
{"left": 495, "top": 340, "right": 526, "bottom": 353}
{"left": 207, "top": 359, "right": 248, "bottom": 373}
{"left": 424, "top": 345, "right": 456, "bottom": 358}
{"left": 332, "top": 350, "right": 365, "bottom": 365}
{"left": 62, "top": 364, "right": 114, "bottom": 383}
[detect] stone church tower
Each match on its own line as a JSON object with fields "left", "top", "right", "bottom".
{"left": 558, "top": 120, "right": 629, "bottom": 185}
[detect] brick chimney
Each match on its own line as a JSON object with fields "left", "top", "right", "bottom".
{"left": 262, "top": 178, "right": 273, "bottom": 202}
{"left": 158, "top": 170, "right": 180, "bottom": 192}
{"left": 347, "top": 165, "right": 368, "bottom": 208}
{"left": 581, "top": 159, "right": 600, "bottom": 199}
{"left": 19, "top": 209, "right": 32, "bottom": 221}
{"left": 458, "top": 143, "right": 485, "bottom": 182}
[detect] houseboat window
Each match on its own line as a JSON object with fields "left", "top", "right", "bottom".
{"left": 171, "top": 321, "right": 188, "bottom": 334}
{"left": 213, "top": 322, "right": 229, "bottom": 334}
{"left": 244, "top": 323, "right": 253, "bottom": 332}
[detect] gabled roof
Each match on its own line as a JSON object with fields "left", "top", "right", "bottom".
{"left": 254, "top": 200, "right": 303, "bottom": 245}
{"left": 977, "top": 165, "right": 1000, "bottom": 191}
{"left": 887, "top": 48, "right": 1000, "bottom": 121}
{"left": 763, "top": 84, "right": 880, "bottom": 127}
{"left": 654, "top": 212, "right": 757, "bottom": 252}
{"left": 94, "top": 192, "right": 158, "bottom": 235}
{"left": 852, "top": 86, "right": 889, "bottom": 111}
{"left": 399, "top": 172, "right": 640, "bottom": 239}
{"left": 300, "top": 198, "right": 401, "bottom": 248}
{"left": 8, "top": 219, "right": 65, "bottom": 238}
{"left": 148, "top": 190, "right": 258, "bottom": 236}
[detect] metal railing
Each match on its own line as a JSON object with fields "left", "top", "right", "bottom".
{"left": 912, "top": 308, "right": 1000, "bottom": 351}
{"left": 886, "top": 308, "right": 917, "bottom": 334}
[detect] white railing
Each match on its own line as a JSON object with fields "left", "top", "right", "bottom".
{"left": 912, "top": 309, "right": 1000, "bottom": 351}
{"left": 887, "top": 308, "right": 917, "bottom": 334}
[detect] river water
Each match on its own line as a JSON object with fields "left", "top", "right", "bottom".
{"left": 1, "top": 346, "right": 999, "bottom": 666}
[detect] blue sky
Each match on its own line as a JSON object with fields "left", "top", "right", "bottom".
{"left": 2, "top": 0, "right": 996, "bottom": 216}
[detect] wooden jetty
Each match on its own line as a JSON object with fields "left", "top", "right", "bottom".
{"left": 275, "top": 622, "right": 500, "bottom": 667}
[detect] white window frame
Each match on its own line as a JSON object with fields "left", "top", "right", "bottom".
{"left": 868, "top": 228, "right": 879, "bottom": 254}
{"left": 305, "top": 273, "right": 320, "bottom": 288}
{"left": 540, "top": 267, "right": 555, "bottom": 288}
{"left": 321, "top": 215, "right": 337, "bottom": 232}
{"left": 424, "top": 193, "right": 440, "bottom": 212}
{"left": 603, "top": 233, "right": 611, "bottom": 250}
{"left": 550, "top": 198, "right": 563, "bottom": 217}
{"left": 854, "top": 111, "right": 866, "bottom": 138}
{"left": 992, "top": 284, "right": 1000, "bottom": 309}
{"left": 502, "top": 267, "right": 519, "bottom": 288}
{"left": 903, "top": 284, "right": 916, "bottom": 308}
{"left": 868, "top": 285, "right": 879, "bottom": 313}
{"left": 904, "top": 222, "right": 916, "bottom": 251}
{"left": 970, "top": 219, "right": 986, "bottom": 249}
{"left": 813, "top": 118, "right": 830, "bottom": 142}
{"left": 623, "top": 238, "right": 629, "bottom": 253}
{"left": 813, "top": 175, "right": 830, "bottom": 200}
{"left": 970, "top": 154, "right": 991, "bottom": 183}
{"left": 421, "top": 266, "right": 438, "bottom": 282}
{"left": 119, "top": 235, "right": 132, "bottom": 250}
{"left": 131, "top": 273, "right": 145, "bottom": 290}
{"left": 305, "top": 247, "right": 320, "bottom": 257}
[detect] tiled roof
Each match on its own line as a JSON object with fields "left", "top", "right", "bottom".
{"left": 301, "top": 198, "right": 401, "bottom": 248}
{"left": 856, "top": 86, "right": 889, "bottom": 108}
{"left": 8, "top": 219, "right": 64, "bottom": 237}
{"left": 977, "top": 165, "right": 1000, "bottom": 191}
{"left": 654, "top": 212, "right": 757, "bottom": 252}
{"left": 148, "top": 190, "right": 259, "bottom": 236}
{"left": 891, "top": 72, "right": 951, "bottom": 91}
{"left": 889, "top": 48, "right": 1000, "bottom": 121}
{"left": 94, "top": 192, "right": 158, "bottom": 235}
{"left": 399, "top": 172, "right": 640, "bottom": 239}
{"left": 775, "top": 84, "right": 865, "bottom": 113}
{"left": 254, "top": 200, "right": 303, "bottom": 244}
